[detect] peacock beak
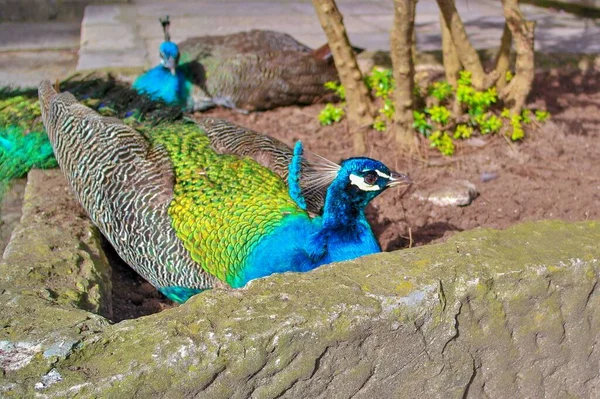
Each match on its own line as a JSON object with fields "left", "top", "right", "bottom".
{"left": 165, "top": 57, "right": 177, "bottom": 75}
{"left": 386, "top": 171, "right": 412, "bottom": 188}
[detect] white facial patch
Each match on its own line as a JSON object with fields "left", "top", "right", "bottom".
{"left": 375, "top": 169, "right": 390, "bottom": 179}
{"left": 349, "top": 174, "right": 381, "bottom": 191}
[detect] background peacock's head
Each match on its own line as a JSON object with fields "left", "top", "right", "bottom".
{"left": 159, "top": 41, "right": 180, "bottom": 75}
{"left": 331, "top": 157, "right": 412, "bottom": 207}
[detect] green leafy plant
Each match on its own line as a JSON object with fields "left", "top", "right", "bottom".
{"left": 429, "top": 131, "right": 455, "bottom": 156}
{"left": 453, "top": 124, "right": 473, "bottom": 139}
{"left": 509, "top": 114, "right": 525, "bottom": 141}
{"left": 412, "top": 110, "right": 432, "bottom": 136}
{"left": 477, "top": 114, "right": 503, "bottom": 135}
{"left": 368, "top": 68, "right": 395, "bottom": 99}
{"left": 318, "top": 68, "right": 550, "bottom": 156}
{"left": 324, "top": 81, "right": 345, "bottom": 100}
{"left": 429, "top": 81, "right": 453, "bottom": 102}
{"left": 535, "top": 109, "right": 550, "bottom": 122}
{"left": 521, "top": 108, "right": 532, "bottom": 124}
{"left": 426, "top": 105, "right": 451, "bottom": 126}
{"left": 456, "top": 71, "right": 498, "bottom": 120}
{"left": 373, "top": 118, "right": 387, "bottom": 132}
{"left": 318, "top": 103, "right": 345, "bottom": 126}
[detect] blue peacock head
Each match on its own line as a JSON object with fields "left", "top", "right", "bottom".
{"left": 159, "top": 15, "right": 180, "bottom": 75}
{"left": 332, "top": 157, "right": 412, "bottom": 207}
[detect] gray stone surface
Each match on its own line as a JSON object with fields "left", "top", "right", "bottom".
{"left": 0, "top": 179, "right": 25, "bottom": 256}
{"left": 1, "top": 167, "right": 600, "bottom": 398}
{"left": 76, "top": 0, "right": 600, "bottom": 71}
{"left": 0, "top": 22, "right": 80, "bottom": 52}
{"left": 0, "top": 50, "right": 78, "bottom": 87}
{"left": 77, "top": 4, "right": 147, "bottom": 71}
{"left": 0, "top": 169, "right": 112, "bottom": 316}
{"left": 0, "top": 0, "right": 130, "bottom": 22}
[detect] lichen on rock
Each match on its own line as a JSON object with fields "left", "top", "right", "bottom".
{"left": 1, "top": 169, "right": 599, "bottom": 398}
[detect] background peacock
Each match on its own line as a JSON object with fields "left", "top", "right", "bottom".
{"left": 39, "top": 80, "right": 410, "bottom": 303}
{"left": 133, "top": 16, "right": 342, "bottom": 112}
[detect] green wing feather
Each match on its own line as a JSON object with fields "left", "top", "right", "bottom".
{"left": 151, "top": 122, "right": 307, "bottom": 285}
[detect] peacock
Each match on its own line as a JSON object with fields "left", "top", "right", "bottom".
{"left": 38, "top": 80, "right": 411, "bottom": 303}
{"left": 133, "top": 16, "right": 341, "bottom": 112}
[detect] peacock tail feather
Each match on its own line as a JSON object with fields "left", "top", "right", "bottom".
{"left": 0, "top": 125, "right": 57, "bottom": 197}
{"left": 0, "top": 74, "right": 183, "bottom": 201}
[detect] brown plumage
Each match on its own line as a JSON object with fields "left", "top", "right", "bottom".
{"left": 177, "top": 30, "right": 341, "bottom": 111}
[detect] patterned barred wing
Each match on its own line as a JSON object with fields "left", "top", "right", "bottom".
{"left": 200, "top": 118, "right": 340, "bottom": 214}
{"left": 201, "top": 51, "right": 338, "bottom": 111}
{"left": 38, "top": 80, "right": 219, "bottom": 291}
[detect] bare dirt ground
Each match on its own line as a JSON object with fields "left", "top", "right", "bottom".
{"left": 2, "top": 67, "right": 599, "bottom": 321}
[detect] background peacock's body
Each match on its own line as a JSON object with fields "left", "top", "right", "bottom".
{"left": 39, "top": 80, "right": 410, "bottom": 303}
{"left": 134, "top": 22, "right": 341, "bottom": 112}
{"left": 178, "top": 29, "right": 340, "bottom": 111}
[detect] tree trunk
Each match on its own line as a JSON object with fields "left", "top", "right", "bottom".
{"left": 440, "top": 11, "right": 461, "bottom": 88}
{"left": 436, "top": 0, "right": 485, "bottom": 89}
{"left": 390, "top": 0, "right": 417, "bottom": 150}
{"left": 494, "top": 24, "right": 513, "bottom": 93}
{"left": 500, "top": 0, "right": 535, "bottom": 114}
{"left": 312, "top": 0, "right": 376, "bottom": 153}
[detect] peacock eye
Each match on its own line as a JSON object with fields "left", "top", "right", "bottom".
{"left": 364, "top": 172, "right": 378, "bottom": 185}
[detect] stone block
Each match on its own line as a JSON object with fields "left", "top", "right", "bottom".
{"left": 1, "top": 168, "right": 599, "bottom": 397}
{"left": 76, "top": 48, "right": 147, "bottom": 71}
{"left": 0, "top": 22, "right": 80, "bottom": 52}
{"left": 0, "top": 0, "right": 130, "bottom": 22}
{"left": 80, "top": 24, "right": 140, "bottom": 51}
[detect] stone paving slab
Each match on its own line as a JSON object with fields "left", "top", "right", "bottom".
{"left": 76, "top": 0, "right": 600, "bottom": 72}
{"left": 0, "top": 22, "right": 80, "bottom": 52}
{"left": 77, "top": 4, "right": 147, "bottom": 71}
{"left": 0, "top": 50, "right": 78, "bottom": 87}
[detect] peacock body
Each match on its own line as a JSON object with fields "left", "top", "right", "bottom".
{"left": 39, "top": 80, "right": 410, "bottom": 303}
{"left": 133, "top": 17, "right": 340, "bottom": 112}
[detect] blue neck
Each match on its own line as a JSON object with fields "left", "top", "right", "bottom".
{"left": 236, "top": 178, "right": 380, "bottom": 288}
{"left": 132, "top": 65, "right": 190, "bottom": 107}
{"left": 310, "top": 177, "right": 380, "bottom": 260}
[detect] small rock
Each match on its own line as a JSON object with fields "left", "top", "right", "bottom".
{"left": 480, "top": 172, "right": 498, "bottom": 182}
{"left": 413, "top": 180, "right": 478, "bottom": 207}
{"left": 35, "top": 368, "right": 62, "bottom": 390}
{"left": 464, "top": 137, "right": 487, "bottom": 148}
{"left": 578, "top": 57, "right": 591, "bottom": 74}
{"left": 43, "top": 339, "right": 78, "bottom": 358}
